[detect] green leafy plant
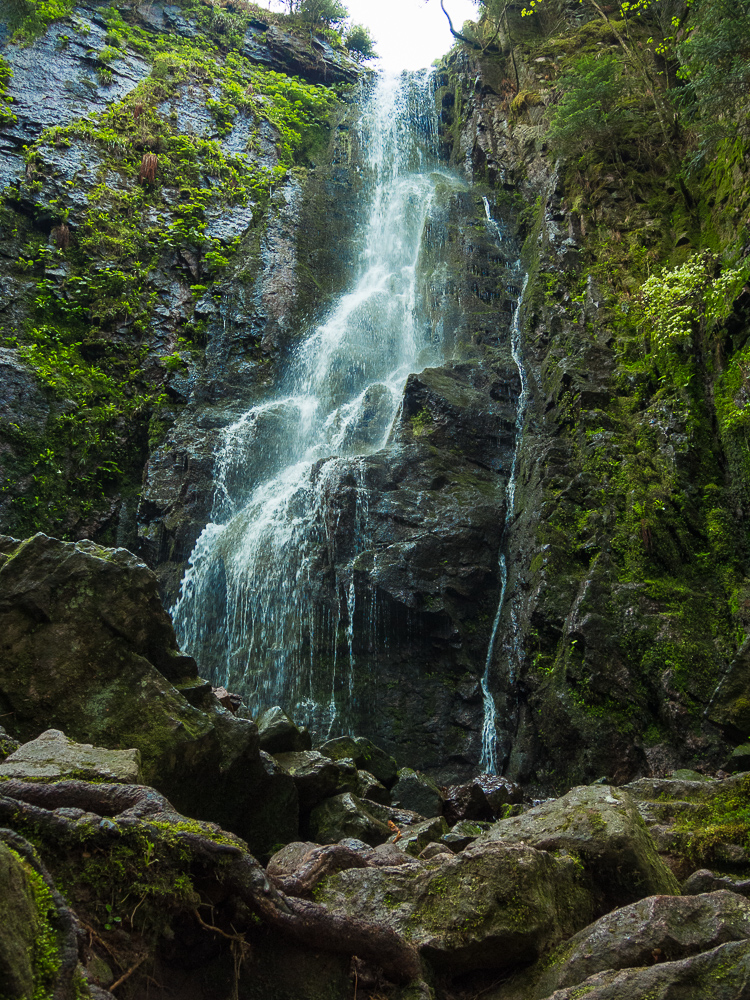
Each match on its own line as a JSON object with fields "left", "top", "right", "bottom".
{"left": 547, "top": 53, "right": 631, "bottom": 158}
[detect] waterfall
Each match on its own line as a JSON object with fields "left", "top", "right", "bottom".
{"left": 172, "top": 71, "right": 448, "bottom": 729}
{"left": 479, "top": 259, "right": 529, "bottom": 774}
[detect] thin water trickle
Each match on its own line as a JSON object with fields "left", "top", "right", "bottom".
{"left": 172, "top": 71, "right": 453, "bottom": 727}
{"left": 479, "top": 269, "right": 529, "bottom": 774}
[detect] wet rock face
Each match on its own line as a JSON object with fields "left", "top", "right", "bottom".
{"left": 435, "top": 33, "right": 750, "bottom": 790}
{"left": 0, "top": 0, "right": 361, "bottom": 551}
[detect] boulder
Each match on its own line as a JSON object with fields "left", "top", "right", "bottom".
{"left": 317, "top": 736, "right": 398, "bottom": 788}
{"left": 257, "top": 706, "right": 312, "bottom": 754}
{"left": 355, "top": 769, "right": 390, "bottom": 805}
{"left": 390, "top": 767, "right": 444, "bottom": 818}
{"left": 682, "top": 869, "right": 750, "bottom": 897}
{"left": 0, "top": 533, "right": 298, "bottom": 855}
{"left": 443, "top": 774, "right": 522, "bottom": 824}
{"left": 211, "top": 686, "right": 243, "bottom": 715}
{"left": 314, "top": 841, "right": 594, "bottom": 971}
{"left": 496, "top": 891, "right": 750, "bottom": 1000}
{"left": 309, "top": 792, "right": 392, "bottom": 846}
{"left": 388, "top": 816, "right": 450, "bottom": 857}
{"left": 523, "top": 940, "right": 750, "bottom": 1000}
{"left": 419, "top": 842, "right": 454, "bottom": 860}
{"left": 266, "top": 841, "right": 324, "bottom": 879}
{"left": 0, "top": 843, "right": 40, "bottom": 1000}
{"left": 623, "top": 774, "right": 750, "bottom": 876}
{"left": 441, "top": 819, "right": 493, "bottom": 852}
{"left": 671, "top": 769, "right": 710, "bottom": 781}
{"left": 0, "top": 729, "right": 142, "bottom": 783}
{"left": 273, "top": 750, "right": 354, "bottom": 811}
{"left": 476, "top": 784, "right": 679, "bottom": 911}
{"left": 726, "top": 743, "right": 750, "bottom": 772}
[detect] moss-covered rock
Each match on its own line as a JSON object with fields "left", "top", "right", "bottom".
{"left": 476, "top": 784, "right": 679, "bottom": 911}
{"left": 315, "top": 841, "right": 594, "bottom": 972}
{"left": 495, "top": 891, "right": 750, "bottom": 1000}
{"left": 309, "top": 791, "right": 391, "bottom": 846}
{"left": 0, "top": 842, "right": 41, "bottom": 1000}
{"left": 258, "top": 706, "right": 312, "bottom": 754}
{"left": 388, "top": 816, "right": 450, "bottom": 858}
{"left": 317, "top": 735, "right": 398, "bottom": 788}
{"left": 273, "top": 750, "right": 355, "bottom": 812}
{"left": 623, "top": 773, "right": 750, "bottom": 877}
{"left": 390, "top": 768, "right": 444, "bottom": 818}
{"left": 0, "top": 728, "right": 142, "bottom": 782}
{"left": 515, "top": 939, "right": 750, "bottom": 1000}
{"left": 0, "top": 532, "right": 298, "bottom": 853}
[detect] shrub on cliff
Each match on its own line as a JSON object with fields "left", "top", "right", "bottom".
{"left": 345, "top": 23, "right": 377, "bottom": 62}
{"left": 547, "top": 53, "right": 632, "bottom": 159}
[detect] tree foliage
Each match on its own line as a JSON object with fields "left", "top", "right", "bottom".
{"left": 677, "top": 0, "right": 750, "bottom": 135}
{"left": 344, "top": 23, "right": 377, "bottom": 62}
{"left": 547, "top": 53, "right": 632, "bottom": 157}
{"left": 297, "top": 0, "right": 348, "bottom": 28}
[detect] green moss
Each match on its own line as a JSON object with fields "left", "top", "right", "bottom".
{"left": 669, "top": 774, "right": 750, "bottom": 867}
{"left": 410, "top": 406, "right": 434, "bottom": 437}
{"left": 0, "top": 0, "right": 345, "bottom": 540}
{"left": 6, "top": 0, "right": 76, "bottom": 44}
{"left": 8, "top": 848, "right": 60, "bottom": 1000}
{"left": 0, "top": 56, "right": 17, "bottom": 126}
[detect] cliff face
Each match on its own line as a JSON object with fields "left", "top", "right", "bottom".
{"left": 2, "top": 0, "right": 750, "bottom": 790}
{"left": 0, "top": 0, "right": 360, "bottom": 558}
{"left": 437, "top": 4, "right": 750, "bottom": 789}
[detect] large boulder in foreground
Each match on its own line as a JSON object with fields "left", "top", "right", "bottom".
{"left": 495, "top": 890, "right": 750, "bottom": 1000}
{"left": 521, "top": 939, "right": 750, "bottom": 1000}
{"left": 314, "top": 841, "right": 594, "bottom": 971}
{"left": 0, "top": 533, "right": 297, "bottom": 854}
{"left": 475, "top": 784, "right": 679, "bottom": 911}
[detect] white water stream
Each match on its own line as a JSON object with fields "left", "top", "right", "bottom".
{"left": 173, "top": 72, "right": 452, "bottom": 727}
{"left": 479, "top": 245, "right": 529, "bottom": 774}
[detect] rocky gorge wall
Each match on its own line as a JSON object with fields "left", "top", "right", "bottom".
{"left": 0, "top": 0, "right": 361, "bottom": 557}
{"left": 436, "top": 2, "right": 750, "bottom": 790}
{"left": 2, "top": 0, "right": 750, "bottom": 795}
{"left": 1, "top": 0, "right": 532, "bottom": 783}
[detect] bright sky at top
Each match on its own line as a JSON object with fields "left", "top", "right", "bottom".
{"left": 344, "top": 0, "right": 479, "bottom": 71}
{"left": 263, "top": 0, "right": 480, "bottom": 72}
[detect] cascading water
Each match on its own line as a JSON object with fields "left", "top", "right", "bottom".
{"left": 172, "top": 71, "right": 450, "bottom": 731}
{"left": 479, "top": 224, "right": 529, "bottom": 773}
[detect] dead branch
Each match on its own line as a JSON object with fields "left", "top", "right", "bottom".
{"left": 110, "top": 955, "right": 147, "bottom": 992}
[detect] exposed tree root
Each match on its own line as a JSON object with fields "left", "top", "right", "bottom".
{"left": 0, "top": 780, "right": 425, "bottom": 987}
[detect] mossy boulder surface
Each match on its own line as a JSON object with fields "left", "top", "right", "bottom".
{"left": 0, "top": 532, "right": 298, "bottom": 853}
{"left": 273, "top": 750, "right": 355, "bottom": 811}
{"left": 314, "top": 841, "right": 594, "bottom": 971}
{"left": 0, "top": 728, "right": 142, "bottom": 782}
{"left": 476, "top": 784, "right": 679, "bottom": 910}
{"left": 390, "top": 767, "right": 445, "bottom": 818}
{"left": 309, "top": 791, "right": 392, "bottom": 846}
{"left": 0, "top": 843, "right": 41, "bottom": 1000}
{"left": 517, "top": 939, "right": 750, "bottom": 1000}
{"left": 623, "top": 774, "right": 750, "bottom": 876}
{"left": 496, "top": 890, "right": 750, "bottom": 1000}
{"left": 317, "top": 736, "right": 399, "bottom": 788}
